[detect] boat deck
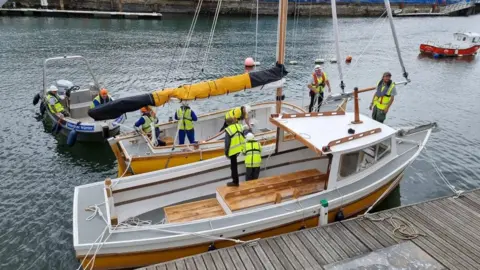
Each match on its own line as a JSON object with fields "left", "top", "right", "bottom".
{"left": 141, "top": 188, "right": 480, "bottom": 270}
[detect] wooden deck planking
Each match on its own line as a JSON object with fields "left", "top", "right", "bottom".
{"left": 140, "top": 189, "right": 480, "bottom": 270}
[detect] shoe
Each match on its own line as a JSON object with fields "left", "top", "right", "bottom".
{"left": 227, "top": 181, "right": 239, "bottom": 187}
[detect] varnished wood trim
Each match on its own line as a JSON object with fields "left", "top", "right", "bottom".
{"left": 270, "top": 117, "right": 323, "bottom": 156}
{"left": 327, "top": 128, "right": 382, "bottom": 147}
{"left": 270, "top": 110, "right": 345, "bottom": 118}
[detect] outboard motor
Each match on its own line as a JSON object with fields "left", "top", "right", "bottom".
{"left": 56, "top": 80, "right": 74, "bottom": 96}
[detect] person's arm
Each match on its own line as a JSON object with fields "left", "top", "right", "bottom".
{"left": 134, "top": 117, "right": 145, "bottom": 127}
{"left": 325, "top": 80, "right": 331, "bottom": 92}
{"left": 369, "top": 93, "right": 376, "bottom": 110}
{"left": 191, "top": 110, "right": 198, "bottom": 121}
{"left": 244, "top": 117, "right": 252, "bottom": 129}
{"left": 92, "top": 99, "right": 100, "bottom": 108}
{"left": 49, "top": 97, "right": 58, "bottom": 113}
{"left": 224, "top": 133, "right": 231, "bottom": 157}
{"left": 174, "top": 111, "right": 179, "bottom": 120}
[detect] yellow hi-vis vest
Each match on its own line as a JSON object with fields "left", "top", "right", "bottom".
{"left": 46, "top": 93, "right": 64, "bottom": 113}
{"left": 225, "top": 123, "right": 245, "bottom": 157}
{"left": 373, "top": 80, "right": 395, "bottom": 110}
{"left": 312, "top": 72, "right": 327, "bottom": 93}
{"left": 141, "top": 115, "right": 156, "bottom": 133}
{"left": 244, "top": 140, "right": 262, "bottom": 168}
{"left": 177, "top": 107, "right": 194, "bottom": 130}
{"left": 225, "top": 107, "right": 245, "bottom": 121}
{"left": 90, "top": 94, "right": 112, "bottom": 109}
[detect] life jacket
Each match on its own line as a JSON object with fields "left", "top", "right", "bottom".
{"left": 373, "top": 80, "right": 395, "bottom": 110}
{"left": 244, "top": 140, "right": 262, "bottom": 168}
{"left": 90, "top": 94, "right": 112, "bottom": 109}
{"left": 225, "top": 123, "right": 245, "bottom": 157}
{"left": 141, "top": 114, "right": 156, "bottom": 133}
{"left": 177, "top": 106, "right": 194, "bottom": 130}
{"left": 46, "top": 93, "right": 64, "bottom": 113}
{"left": 225, "top": 107, "right": 245, "bottom": 121}
{"left": 312, "top": 72, "right": 326, "bottom": 93}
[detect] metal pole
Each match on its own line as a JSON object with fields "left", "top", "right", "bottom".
{"left": 384, "top": 0, "right": 409, "bottom": 81}
{"left": 330, "top": 0, "right": 345, "bottom": 93}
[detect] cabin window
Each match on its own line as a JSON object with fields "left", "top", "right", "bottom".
{"left": 463, "top": 37, "right": 466, "bottom": 41}
{"left": 338, "top": 138, "right": 392, "bottom": 179}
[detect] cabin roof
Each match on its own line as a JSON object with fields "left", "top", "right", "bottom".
{"left": 454, "top": 32, "right": 480, "bottom": 38}
{"left": 270, "top": 111, "right": 397, "bottom": 154}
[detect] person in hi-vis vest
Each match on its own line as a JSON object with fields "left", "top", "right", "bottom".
{"left": 369, "top": 72, "right": 397, "bottom": 123}
{"left": 307, "top": 65, "right": 331, "bottom": 112}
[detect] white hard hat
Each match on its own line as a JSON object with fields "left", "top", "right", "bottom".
{"left": 314, "top": 65, "right": 322, "bottom": 70}
{"left": 49, "top": 85, "right": 58, "bottom": 92}
{"left": 243, "top": 104, "right": 252, "bottom": 113}
{"left": 246, "top": 132, "right": 255, "bottom": 141}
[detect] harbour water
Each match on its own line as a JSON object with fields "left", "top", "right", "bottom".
{"left": 0, "top": 14, "right": 479, "bottom": 269}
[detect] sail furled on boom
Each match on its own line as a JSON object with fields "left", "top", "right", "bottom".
{"left": 88, "top": 63, "right": 288, "bottom": 121}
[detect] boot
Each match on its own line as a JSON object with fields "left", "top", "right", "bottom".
{"left": 227, "top": 181, "right": 239, "bottom": 187}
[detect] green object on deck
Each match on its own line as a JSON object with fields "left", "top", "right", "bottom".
{"left": 320, "top": 199, "right": 328, "bottom": 207}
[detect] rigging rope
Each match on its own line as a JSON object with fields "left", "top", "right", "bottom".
{"left": 290, "top": 0, "right": 300, "bottom": 61}
{"left": 177, "top": 0, "right": 204, "bottom": 72}
{"left": 201, "top": 0, "right": 223, "bottom": 71}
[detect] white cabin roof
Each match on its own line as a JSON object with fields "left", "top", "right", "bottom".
{"left": 270, "top": 111, "right": 397, "bottom": 154}
{"left": 454, "top": 32, "right": 480, "bottom": 38}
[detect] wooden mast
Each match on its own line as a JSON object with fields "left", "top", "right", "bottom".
{"left": 274, "top": 0, "right": 288, "bottom": 154}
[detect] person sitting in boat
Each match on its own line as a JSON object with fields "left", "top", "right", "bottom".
{"left": 134, "top": 106, "right": 166, "bottom": 146}
{"left": 174, "top": 101, "right": 198, "bottom": 145}
{"left": 369, "top": 72, "right": 397, "bottom": 123}
{"left": 46, "top": 85, "right": 69, "bottom": 117}
{"left": 224, "top": 117, "right": 245, "bottom": 187}
{"left": 243, "top": 132, "right": 262, "bottom": 181}
{"left": 307, "top": 65, "right": 331, "bottom": 112}
{"left": 221, "top": 105, "right": 252, "bottom": 131}
{"left": 90, "top": 88, "right": 113, "bottom": 108}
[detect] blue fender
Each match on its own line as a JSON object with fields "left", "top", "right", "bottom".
{"left": 67, "top": 122, "right": 81, "bottom": 147}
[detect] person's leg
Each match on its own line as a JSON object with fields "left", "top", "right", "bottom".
{"left": 252, "top": 167, "right": 260, "bottom": 180}
{"left": 178, "top": 129, "right": 186, "bottom": 145}
{"left": 308, "top": 92, "right": 315, "bottom": 113}
{"left": 372, "top": 106, "right": 378, "bottom": 121}
{"left": 245, "top": 168, "right": 253, "bottom": 181}
{"left": 377, "top": 109, "right": 386, "bottom": 123}
{"left": 227, "top": 155, "right": 239, "bottom": 186}
{"left": 316, "top": 92, "right": 324, "bottom": 112}
{"left": 186, "top": 129, "right": 196, "bottom": 143}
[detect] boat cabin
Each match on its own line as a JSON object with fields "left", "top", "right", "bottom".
{"left": 453, "top": 32, "right": 480, "bottom": 45}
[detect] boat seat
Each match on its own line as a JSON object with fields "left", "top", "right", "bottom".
{"left": 69, "top": 101, "right": 92, "bottom": 119}
{"left": 164, "top": 198, "right": 226, "bottom": 223}
{"left": 217, "top": 169, "right": 327, "bottom": 212}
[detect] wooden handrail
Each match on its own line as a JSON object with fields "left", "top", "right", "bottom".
{"left": 270, "top": 110, "right": 345, "bottom": 119}
{"left": 327, "top": 128, "right": 382, "bottom": 147}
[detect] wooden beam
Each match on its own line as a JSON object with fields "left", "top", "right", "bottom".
{"left": 326, "top": 128, "right": 382, "bottom": 148}
{"left": 270, "top": 110, "right": 345, "bottom": 119}
{"left": 352, "top": 87, "right": 362, "bottom": 124}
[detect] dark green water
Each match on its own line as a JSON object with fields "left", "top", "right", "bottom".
{"left": 0, "top": 13, "right": 479, "bottom": 269}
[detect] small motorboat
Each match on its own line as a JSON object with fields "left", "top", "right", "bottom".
{"left": 419, "top": 32, "right": 480, "bottom": 57}
{"left": 33, "top": 55, "right": 125, "bottom": 144}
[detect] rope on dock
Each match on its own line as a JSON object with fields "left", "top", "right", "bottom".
{"left": 364, "top": 214, "right": 425, "bottom": 240}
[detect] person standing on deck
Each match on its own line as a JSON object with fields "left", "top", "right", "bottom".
{"left": 224, "top": 117, "right": 245, "bottom": 187}
{"left": 90, "top": 88, "right": 113, "bottom": 108}
{"left": 221, "top": 105, "right": 252, "bottom": 131}
{"left": 134, "top": 106, "right": 166, "bottom": 146}
{"left": 243, "top": 132, "right": 262, "bottom": 181}
{"left": 307, "top": 65, "right": 331, "bottom": 112}
{"left": 174, "top": 101, "right": 198, "bottom": 145}
{"left": 369, "top": 72, "right": 397, "bottom": 123}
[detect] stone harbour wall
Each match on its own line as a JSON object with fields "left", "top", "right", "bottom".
{"left": 5, "top": 0, "right": 436, "bottom": 16}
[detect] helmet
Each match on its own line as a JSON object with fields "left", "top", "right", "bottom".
{"left": 314, "top": 65, "right": 322, "bottom": 71}
{"left": 49, "top": 85, "right": 58, "bottom": 92}
{"left": 100, "top": 88, "right": 109, "bottom": 95}
{"left": 243, "top": 104, "right": 252, "bottom": 113}
{"left": 246, "top": 132, "right": 255, "bottom": 141}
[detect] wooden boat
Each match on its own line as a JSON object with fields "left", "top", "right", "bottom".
{"left": 109, "top": 98, "right": 347, "bottom": 176}
{"left": 419, "top": 32, "right": 480, "bottom": 57}
{"left": 33, "top": 56, "right": 125, "bottom": 142}
{"left": 73, "top": 0, "right": 427, "bottom": 268}
{"left": 73, "top": 107, "right": 436, "bottom": 270}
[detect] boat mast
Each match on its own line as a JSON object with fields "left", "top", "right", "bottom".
{"left": 275, "top": 0, "right": 288, "bottom": 115}
{"left": 384, "top": 0, "right": 409, "bottom": 82}
{"left": 330, "top": 0, "right": 345, "bottom": 93}
{"left": 274, "top": 0, "right": 288, "bottom": 154}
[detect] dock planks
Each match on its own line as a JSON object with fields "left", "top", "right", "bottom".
{"left": 139, "top": 189, "right": 480, "bottom": 270}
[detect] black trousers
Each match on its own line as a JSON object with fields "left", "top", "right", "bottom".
{"left": 246, "top": 167, "right": 260, "bottom": 181}
{"left": 308, "top": 92, "right": 324, "bottom": 113}
{"left": 229, "top": 155, "right": 239, "bottom": 184}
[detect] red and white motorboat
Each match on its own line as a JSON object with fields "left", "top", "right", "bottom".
{"left": 420, "top": 32, "right": 480, "bottom": 57}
